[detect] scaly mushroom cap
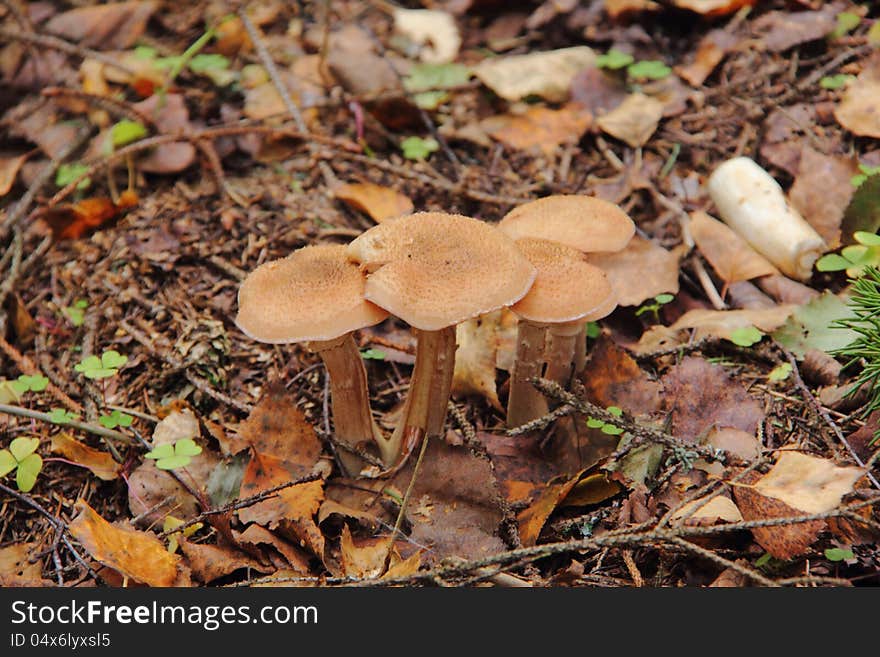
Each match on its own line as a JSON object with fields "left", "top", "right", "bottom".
{"left": 511, "top": 238, "right": 617, "bottom": 324}
{"left": 346, "top": 212, "right": 537, "bottom": 331}
{"left": 499, "top": 195, "right": 635, "bottom": 253}
{"left": 236, "top": 244, "right": 389, "bottom": 343}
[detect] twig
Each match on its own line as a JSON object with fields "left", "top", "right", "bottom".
{"left": 383, "top": 434, "right": 431, "bottom": 573}
{"left": 0, "top": 403, "right": 132, "bottom": 443}
{"left": 0, "top": 27, "right": 136, "bottom": 77}
{"left": 506, "top": 403, "right": 575, "bottom": 437}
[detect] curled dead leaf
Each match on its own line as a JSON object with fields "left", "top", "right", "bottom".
{"left": 453, "top": 311, "right": 502, "bottom": 410}
{"left": 50, "top": 433, "right": 118, "bottom": 481}
{"left": 482, "top": 104, "right": 592, "bottom": 156}
{"left": 334, "top": 182, "right": 414, "bottom": 224}
{"left": 596, "top": 93, "right": 664, "bottom": 148}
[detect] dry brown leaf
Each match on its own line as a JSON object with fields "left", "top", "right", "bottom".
{"left": 238, "top": 451, "right": 325, "bottom": 558}
{"left": 753, "top": 452, "right": 864, "bottom": 514}
{"left": 517, "top": 471, "right": 583, "bottom": 546}
{"left": 696, "top": 426, "right": 762, "bottom": 476}
{"left": 709, "top": 564, "right": 750, "bottom": 587}
{"left": 232, "top": 387, "right": 321, "bottom": 474}
{"left": 732, "top": 471, "right": 825, "bottom": 559}
{"left": 0, "top": 543, "right": 53, "bottom": 586}
{"left": 835, "top": 62, "right": 880, "bottom": 139}
{"left": 789, "top": 147, "right": 858, "bottom": 248}
{"left": 596, "top": 93, "right": 663, "bottom": 148}
{"left": 69, "top": 500, "right": 185, "bottom": 587}
{"left": 482, "top": 104, "right": 592, "bottom": 156}
{"left": 0, "top": 152, "right": 28, "bottom": 197}
{"left": 452, "top": 311, "right": 502, "bottom": 410}
{"left": 132, "top": 93, "right": 195, "bottom": 173}
{"left": 676, "top": 30, "right": 737, "bottom": 86}
{"left": 673, "top": 0, "right": 756, "bottom": 16}
{"left": 662, "top": 356, "right": 763, "bottom": 444}
{"left": 393, "top": 8, "right": 461, "bottom": 64}
{"left": 474, "top": 47, "right": 595, "bottom": 102}
{"left": 233, "top": 524, "right": 312, "bottom": 574}
{"left": 383, "top": 551, "right": 422, "bottom": 580}
{"left": 243, "top": 82, "right": 285, "bottom": 120}
{"left": 671, "top": 495, "right": 743, "bottom": 524}
{"left": 13, "top": 105, "right": 80, "bottom": 159}
{"left": 45, "top": 1, "right": 157, "bottom": 49}
{"left": 585, "top": 235, "right": 680, "bottom": 307}
{"left": 178, "top": 537, "right": 271, "bottom": 583}
{"left": 334, "top": 182, "right": 414, "bottom": 224}
{"left": 317, "top": 499, "right": 380, "bottom": 531}
{"left": 605, "top": 0, "right": 660, "bottom": 19}
{"left": 50, "top": 433, "right": 118, "bottom": 481}
{"left": 581, "top": 335, "right": 662, "bottom": 418}
{"left": 570, "top": 67, "right": 629, "bottom": 120}
{"left": 338, "top": 525, "right": 407, "bottom": 579}
{"left": 753, "top": 4, "right": 842, "bottom": 52}
{"left": 391, "top": 439, "right": 504, "bottom": 562}
{"left": 668, "top": 306, "right": 794, "bottom": 342}
{"left": 151, "top": 408, "right": 199, "bottom": 447}
{"left": 558, "top": 471, "right": 622, "bottom": 508}
{"left": 689, "top": 211, "right": 779, "bottom": 283}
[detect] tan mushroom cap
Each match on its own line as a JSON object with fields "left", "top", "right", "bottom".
{"left": 499, "top": 195, "right": 635, "bottom": 253}
{"left": 511, "top": 238, "right": 617, "bottom": 324}
{"left": 236, "top": 244, "right": 389, "bottom": 344}
{"left": 346, "top": 212, "right": 537, "bottom": 331}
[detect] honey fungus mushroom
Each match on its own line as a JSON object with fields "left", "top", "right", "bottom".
{"left": 347, "top": 211, "right": 536, "bottom": 467}
{"left": 235, "top": 244, "right": 389, "bottom": 476}
{"left": 507, "top": 238, "right": 617, "bottom": 428}
{"left": 500, "top": 194, "right": 635, "bottom": 380}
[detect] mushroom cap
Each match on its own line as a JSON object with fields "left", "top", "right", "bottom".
{"left": 511, "top": 238, "right": 617, "bottom": 324}
{"left": 499, "top": 195, "right": 635, "bottom": 253}
{"left": 236, "top": 244, "right": 389, "bottom": 344}
{"left": 346, "top": 212, "right": 537, "bottom": 331}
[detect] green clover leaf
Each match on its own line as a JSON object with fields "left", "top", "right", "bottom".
{"left": 55, "top": 163, "right": 91, "bottom": 191}
{"left": 400, "top": 136, "right": 439, "bottom": 160}
{"left": 16, "top": 453, "right": 42, "bottom": 492}
{"left": 98, "top": 410, "right": 134, "bottom": 429}
{"left": 12, "top": 375, "right": 49, "bottom": 394}
{"left": 0, "top": 438, "right": 43, "bottom": 492}
{"left": 596, "top": 49, "right": 634, "bottom": 70}
{"left": 0, "top": 450, "right": 16, "bottom": 478}
{"left": 146, "top": 439, "right": 202, "bottom": 470}
{"left": 111, "top": 120, "right": 148, "bottom": 148}
{"left": 627, "top": 60, "right": 671, "bottom": 81}
{"left": 74, "top": 350, "right": 128, "bottom": 379}
{"left": 62, "top": 299, "right": 88, "bottom": 327}
{"left": 728, "top": 326, "right": 763, "bottom": 347}
{"left": 48, "top": 408, "right": 78, "bottom": 425}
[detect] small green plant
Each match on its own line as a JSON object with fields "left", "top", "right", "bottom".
{"left": 586, "top": 405, "right": 624, "bottom": 435}
{"left": 11, "top": 374, "right": 49, "bottom": 395}
{"left": 585, "top": 321, "right": 601, "bottom": 339}
{"left": 816, "top": 231, "right": 880, "bottom": 277}
{"left": 851, "top": 163, "right": 880, "bottom": 188}
{"left": 596, "top": 49, "right": 671, "bottom": 82}
{"left": 98, "top": 410, "right": 134, "bottom": 429}
{"left": 360, "top": 348, "right": 386, "bottom": 360}
{"left": 824, "top": 547, "right": 854, "bottom": 562}
{"left": 767, "top": 362, "right": 793, "bottom": 382}
{"left": 400, "top": 136, "right": 439, "bottom": 160}
{"left": 728, "top": 326, "right": 763, "bottom": 347}
{"left": 145, "top": 438, "right": 202, "bottom": 470}
{"left": 55, "top": 163, "right": 91, "bottom": 191}
{"left": 47, "top": 408, "right": 79, "bottom": 425}
{"left": 820, "top": 74, "right": 855, "bottom": 90}
{"left": 110, "top": 120, "right": 148, "bottom": 148}
{"left": 635, "top": 293, "right": 674, "bottom": 322}
{"left": 596, "top": 49, "right": 634, "bottom": 70}
{"left": 0, "top": 437, "right": 43, "bottom": 492}
{"left": 62, "top": 299, "right": 88, "bottom": 327}
{"left": 830, "top": 11, "right": 860, "bottom": 39}
{"left": 74, "top": 350, "right": 128, "bottom": 380}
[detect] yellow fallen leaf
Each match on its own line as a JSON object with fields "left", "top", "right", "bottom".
{"left": 834, "top": 64, "right": 880, "bottom": 138}
{"left": 453, "top": 311, "right": 502, "bottom": 410}
{"left": 754, "top": 452, "right": 864, "bottom": 514}
{"left": 669, "top": 306, "right": 794, "bottom": 341}
{"left": 671, "top": 495, "right": 743, "bottom": 523}
{"left": 334, "top": 182, "right": 414, "bottom": 223}
{"left": 475, "top": 47, "right": 595, "bottom": 102}
{"left": 50, "top": 433, "right": 118, "bottom": 481}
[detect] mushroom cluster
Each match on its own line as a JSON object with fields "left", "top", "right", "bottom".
{"left": 235, "top": 196, "right": 634, "bottom": 475}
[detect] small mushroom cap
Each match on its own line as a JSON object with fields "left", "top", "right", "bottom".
{"left": 236, "top": 244, "right": 389, "bottom": 344}
{"left": 499, "top": 195, "right": 635, "bottom": 253}
{"left": 346, "top": 212, "right": 537, "bottom": 331}
{"left": 511, "top": 238, "right": 617, "bottom": 324}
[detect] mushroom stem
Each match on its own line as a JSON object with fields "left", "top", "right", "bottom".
{"left": 543, "top": 322, "right": 581, "bottom": 387}
{"left": 310, "top": 333, "right": 383, "bottom": 476}
{"left": 572, "top": 323, "right": 588, "bottom": 380}
{"left": 378, "top": 326, "right": 457, "bottom": 467}
{"left": 507, "top": 320, "right": 549, "bottom": 428}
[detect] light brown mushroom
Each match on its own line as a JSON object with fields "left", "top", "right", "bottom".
{"left": 507, "top": 238, "right": 617, "bottom": 428}
{"left": 236, "top": 244, "right": 389, "bottom": 475}
{"left": 500, "top": 194, "right": 635, "bottom": 377}
{"left": 347, "top": 211, "right": 536, "bottom": 466}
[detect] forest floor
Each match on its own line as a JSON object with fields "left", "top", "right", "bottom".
{"left": 0, "top": 0, "right": 879, "bottom": 588}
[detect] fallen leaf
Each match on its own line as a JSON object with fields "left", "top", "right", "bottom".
{"left": 676, "top": 30, "right": 738, "bottom": 86}
{"left": 840, "top": 174, "right": 880, "bottom": 240}
{"left": 581, "top": 335, "right": 662, "bottom": 418}
{"left": 69, "top": 499, "right": 185, "bottom": 587}
{"left": 12, "top": 105, "right": 81, "bottom": 159}
{"left": 604, "top": 0, "right": 660, "bottom": 19}
{"left": 760, "top": 104, "right": 816, "bottom": 176}
{"left": 585, "top": 235, "right": 680, "bottom": 307}
{"left": 596, "top": 93, "right": 664, "bottom": 148}
{"left": 482, "top": 104, "right": 592, "bottom": 156}
{"left": 753, "top": 4, "right": 843, "bottom": 53}
{"left": 710, "top": 564, "right": 750, "bottom": 587}
{"left": 689, "top": 211, "right": 779, "bottom": 283}
{"left": 233, "top": 524, "right": 312, "bottom": 574}
{"left": 178, "top": 537, "right": 270, "bottom": 583}
{"left": 0, "top": 152, "right": 28, "bottom": 197}
{"left": 662, "top": 356, "right": 763, "bottom": 444}
{"left": 669, "top": 306, "right": 794, "bottom": 341}
{"left": 732, "top": 470, "right": 826, "bottom": 559}
{"left": 131, "top": 94, "right": 195, "bottom": 173}
{"left": 0, "top": 543, "right": 53, "bottom": 586}
{"left": 232, "top": 387, "right": 321, "bottom": 474}
{"left": 771, "top": 291, "right": 858, "bottom": 359}
{"left": 243, "top": 82, "right": 286, "bottom": 120}
{"left": 671, "top": 495, "right": 743, "bottom": 524}
{"left": 474, "top": 46, "right": 595, "bottom": 102}
{"left": 696, "top": 427, "right": 762, "bottom": 477}
{"left": 452, "top": 311, "right": 502, "bottom": 410}
{"left": 673, "top": 0, "right": 756, "bottom": 16}
{"left": 50, "top": 433, "right": 118, "bottom": 481}
{"left": 834, "top": 59, "right": 880, "bottom": 138}
{"left": 152, "top": 408, "right": 199, "bottom": 447}
{"left": 391, "top": 439, "right": 504, "bottom": 562}
{"left": 45, "top": 1, "right": 157, "bottom": 49}
{"left": 334, "top": 182, "right": 414, "bottom": 224}
{"left": 393, "top": 8, "right": 461, "bottom": 64}
{"left": 338, "top": 525, "right": 412, "bottom": 579}
{"left": 517, "top": 471, "right": 583, "bottom": 546}
{"left": 37, "top": 190, "right": 138, "bottom": 241}
{"left": 570, "top": 67, "right": 629, "bottom": 120}
{"left": 754, "top": 452, "right": 864, "bottom": 514}
{"left": 238, "top": 451, "right": 325, "bottom": 558}
{"left": 788, "top": 147, "right": 858, "bottom": 248}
